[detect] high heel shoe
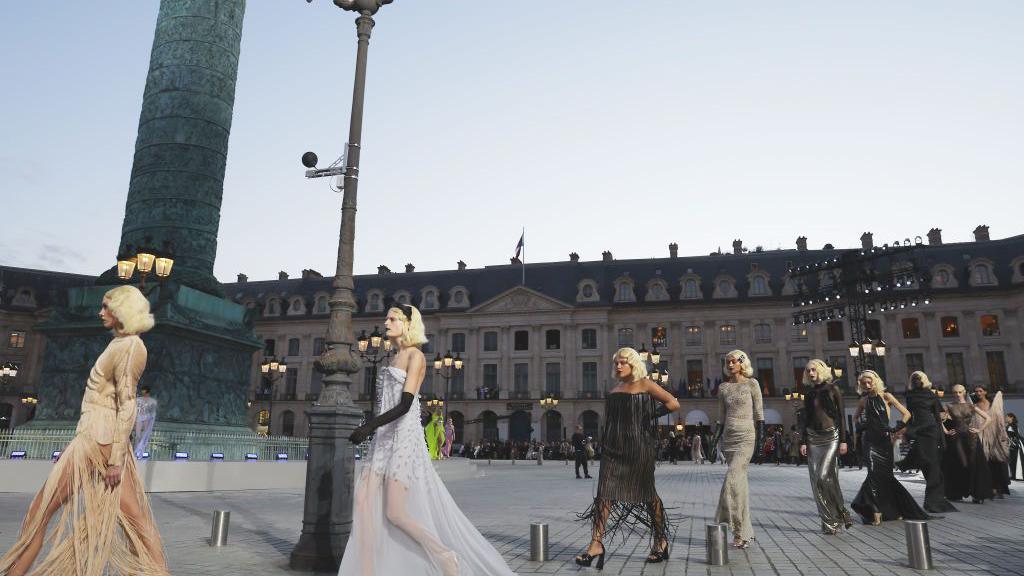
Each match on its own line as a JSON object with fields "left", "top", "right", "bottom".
{"left": 870, "top": 512, "right": 882, "bottom": 526}
{"left": 645, "top": 541, "right": 670, "bottom": 563}
{"left": 574, "top": 540, "right": 605, "bottom": 570}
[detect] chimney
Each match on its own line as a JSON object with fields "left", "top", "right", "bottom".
{"left": 569, "top": 252, "right": 580, "bottom": 263}
{"left": 973, "top": 225, "right": 990, "bottom": 242}
{"left": 669, "top": 243, "right": 678, "bottom": 258}
{"left": 927, "top": 228, "right": 942, "bottom": 246}
{"left": 301, "top": 269, "right": 322, "bottom": 279}
{"left": 278, "top": 271, "right": 289, "bottom": 281}
{"left": 377, "top": 265, "right": 391, "bottom": 275}
{"left": 732, "top": 239, "right": 743, "bottom": 255}
{"left": 602, "top": 251, "right": 613, "bottom": 262}
{"left": 405, "top": 263, "right": 415, "bottom": 273}
{"left": 457, "top": 260, "right": 467, "bottom": 271}
{"left": 860, "top": 232, "right": 874, "bottom": 250}
{"left": 796, "top": 236, "right": 807, "bottom": 252}
{"left": 237, "top": 273, "right": 248, "bottom": 283}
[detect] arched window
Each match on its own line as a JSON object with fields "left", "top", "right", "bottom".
{"left": 281, "top": 411, "right": 295, "bottom": 437}
{"left": 314, "top": 295, "right": 329, "bottom": 314}
{"left": 684, "top": 279, "right": 699, "bottom": 299}
{"left": 581, "top": 410, "right": 600, "bottom": 439}
{"left": 267, "top": 299, "right": 280, "bottom": 316}
{"left": 973, "top": 264, "right": 994, "bottom": 285}
{"left": 544, "top": 410, "right": 562, "bottom": 443}
{"left": 752, "top": 276, "right": 768, "bottom": 296}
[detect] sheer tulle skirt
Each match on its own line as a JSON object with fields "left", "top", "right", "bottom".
{"left": 0, "top": 434, "right": 168, "bottom": 576}
{"left": 338, "top": 465, "right": 516, "bottom": 576}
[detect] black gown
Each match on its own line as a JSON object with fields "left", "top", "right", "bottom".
{"left": 851, "top": 396, "right": 929, "bottom": 523}
{"left": 578, "top": 392, "right": 672, "bottom": 545}
{"left": 1009, "top": 422, "right": 1024, "bottom": 481}
{"left": 898, "top": 389, "right": 957, "bottom": 512}
{"left": 942, "top": 403, "right": 992, "bottom": 502}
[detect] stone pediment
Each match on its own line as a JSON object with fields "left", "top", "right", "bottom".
{"left": 469, "top": 286, "right": 571, "bottom": 314}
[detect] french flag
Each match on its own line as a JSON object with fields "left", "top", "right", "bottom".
{"left": 514, "top": 233, "right": 524, "bottom": 259}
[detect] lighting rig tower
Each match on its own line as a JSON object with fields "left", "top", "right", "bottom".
{"left": 789, "top": 237, "right": 933, "bottom": 374}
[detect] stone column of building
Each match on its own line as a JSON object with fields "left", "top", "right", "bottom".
{"left": 31, "top": 0, "right": 259, "bottom": 432}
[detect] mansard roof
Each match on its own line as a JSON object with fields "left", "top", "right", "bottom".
{"left": 0, "top": 266, "right": 95, "bottom": 312}
{"left": 3, "top": 233, "right": 1019, "bottom": 319}
{"left": 225, "top": 233, "right": 1024, "bottom": 318}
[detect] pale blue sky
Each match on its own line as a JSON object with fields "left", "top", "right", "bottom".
{"left": 2, "top": 1, "right": 1022, "bottom": 280}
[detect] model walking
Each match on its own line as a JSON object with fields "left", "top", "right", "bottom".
{"left": 898, "top": 372, "right": 957, "bottom": 513}
{"left": 0, "top": 286, "right": 168, "bottom": 576}
{"left": 850, "top": 371, "right": 928, "bottom": 525}
{"left": 340, "top": 304, "right": 516, "bottom": 576}
{"left": 133, "top": 387, "right": 158, "bottom": 459}
{"left": 974, "top": 387, "right": 1010, "bottom": 498}
{"left": 575, "top": 347, "right": 679, "bottom": 568}
{"left": 942, "top": 384, "right": 993, "bottom": 503}
{"left": 798, "top": 359, "right": 853, "bottom": 534}
{"left": 713, "top": 350, "right": 764, "bottom": 548}
{"left": 692, "top": 431, "right": 705, "bottom": 464}
{"left": 1008, "top": 414, "right": 1024, "bottom": 481}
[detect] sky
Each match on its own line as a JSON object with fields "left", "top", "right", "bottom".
{"left": 2, "top": 1, "right": 1022, "bottom": 281}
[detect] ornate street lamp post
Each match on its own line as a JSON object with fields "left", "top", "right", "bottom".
{"left": 433, "top": 350, "right": 464, "bottom": 422}
{"left": 259, "top": 356, "right": 288, "bottom": 435}
{"left": 291, "top": 1, "right": 395, "bottom": 569}
{"left": 356, "top": 327, "right": 393, "bottom": 405}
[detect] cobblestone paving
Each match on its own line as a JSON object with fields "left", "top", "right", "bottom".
{"left": 1, "top": 460, "right": 1022, "bottom": 575}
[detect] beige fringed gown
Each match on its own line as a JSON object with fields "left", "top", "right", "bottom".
{"left": 714, "top": 379, "right": 763, "bottom": 542}
{"left": 0, "top": 334, "right": 168, "bottom": 576}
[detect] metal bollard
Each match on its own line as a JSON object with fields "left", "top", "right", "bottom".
{"left": 904, "top": 520, "right": 933, "bottom": 570}
{"left": 529, "top": 523, "right": 549, "bottom": 562}
{"left": 706, "top": 523, "right": 729, "bottom": 566}
{"left": 210, "top": 510, "right": 230, "bottom": 547}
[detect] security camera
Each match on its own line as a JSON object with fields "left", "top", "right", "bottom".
{"left": 301, "top": 151, "right": 318, "bottom": 168}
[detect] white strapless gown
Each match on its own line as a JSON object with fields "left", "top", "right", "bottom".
{"left": 339, "top": 366, "right": 517, "bottom": 576}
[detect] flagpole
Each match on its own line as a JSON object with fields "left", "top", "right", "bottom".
{"left": 521, "top": 226, "right": 525, "bottom": 286}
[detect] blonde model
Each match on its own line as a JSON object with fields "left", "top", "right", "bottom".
{"left": 713, "top": 350, "right": 764, "bottom": 548}
{"left": 339, "top": 303, "right": 516, "bottom": 576}
{"left": 0, "top": 285, "right": 168, "bottom": 576}
{"left": 850, "top": 371, "right": 928, "bottom": 524}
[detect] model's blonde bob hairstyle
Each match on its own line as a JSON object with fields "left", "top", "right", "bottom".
{"left": 857, "top": 370, "right": 886, "bottom": 395}
{"left": 611, "top": 347, "right": 648, "bottom": 382}
{"left": 909, "top": 371, "right": 933, "bottom": 390}
{"left": 724, "top": 349, "right": 754, "bottom": 379}
{"left": 388, "top": 304, "right": 429, "bottom": 348}
{"left": 104, "top": 285, "right": 154, "bottom": 335}
{"left": 802, "top": 359, "right": 833, "bottom": 386}
{"left": 951, "top": 384, "right": 967, "bottom": 395}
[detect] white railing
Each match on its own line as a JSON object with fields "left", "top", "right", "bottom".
{"left": 0, "top": 430, "right": 310, "bottom": 462}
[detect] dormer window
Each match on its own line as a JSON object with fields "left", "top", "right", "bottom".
{"left": 314, "top": 295, "right": 329, "bottom": 314}
{"left": 448, "top": 286, "right": 470, "bottom": 308}
{"left": 613, "top": 278, "right": 636, "bottom": 303}
{"left": 576, "top": 279, "right": 600, "bottom": 303}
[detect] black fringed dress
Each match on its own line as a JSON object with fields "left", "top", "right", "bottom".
{"left": 578, "top": 392, "right": 672, "bottom": 545}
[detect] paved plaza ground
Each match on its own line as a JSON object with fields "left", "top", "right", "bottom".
{"left": 1, "top": 460, "right": 1022, "bottom": 575}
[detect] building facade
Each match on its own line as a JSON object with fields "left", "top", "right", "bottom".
{"left": 228, "top": 228, "right": 1024, "bottom": 444}
{"left": 4, "top": 226, "right": 1023, "bottom": 444}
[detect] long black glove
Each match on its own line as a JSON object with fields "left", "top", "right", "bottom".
{"left": 651, "top": 403, "right": 673, "bottom": 423}
{"left": 349, "top": 391, "right": 415, "bottom": 444}
{"left": 712, "top": 422, "right": 724, "bottom": 449}
{"left": 753, "top": 420, "right": 765, "bottom": 463}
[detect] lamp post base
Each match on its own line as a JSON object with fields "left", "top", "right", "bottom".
{"left": 289, "top": 401, "right": 363, "bottom": 571}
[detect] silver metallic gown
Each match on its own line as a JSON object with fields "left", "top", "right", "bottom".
{"left": 802, "top": 383, "right": 852, "bottom": 533}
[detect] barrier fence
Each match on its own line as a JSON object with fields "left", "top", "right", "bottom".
{"left": 0, "top": 429, "right": 310, "bottom": 462}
